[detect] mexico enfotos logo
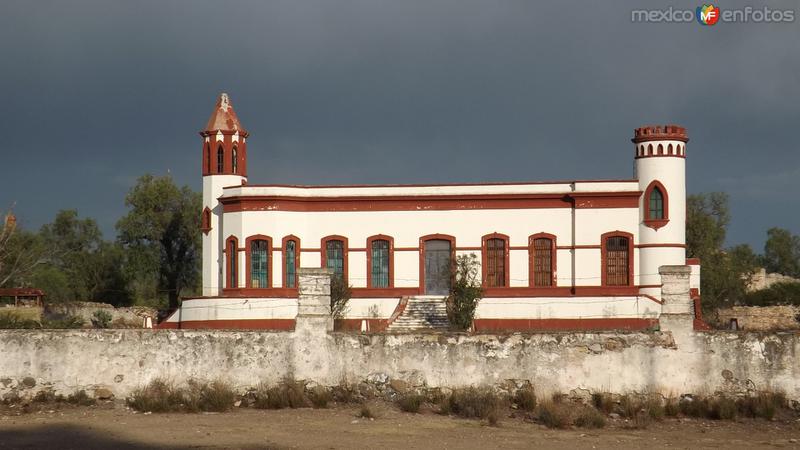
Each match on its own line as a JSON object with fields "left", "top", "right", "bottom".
{"left": 631, "top": 4, "right": 795, "bottom": 24}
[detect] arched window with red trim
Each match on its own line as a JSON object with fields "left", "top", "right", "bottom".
{"left": 216, "top": 146, "right": 224, "bottom": 173}
{"left": 283, "top": 235, "right": 300, "bottom": 289}
{"left": 529, "top": 233, "right": 556, "bottom": 287}
{"left": 246, "top": 235, "right": 271, "bottom": 288}
{"left": 200, "top": 207, "right": 211, "bottom": 235}
{"left": 226, "top": 236, "right": 239, "bottom": 289}
{"left": 367, "top": 235, "right": 394, "bottom": 288}
{"left": 602, "top": 231, "right": 633, "bottom": 286}
{"left": 232, "top": 145, "right": 238, "bottom": 174}
{"left": 643, "top": 180, "right": 669, "bottom": 229}
{"left": 321, "top": 236, "right": 348, "bottom": 283}
{"left": 482, "top": 233, "right": 509, "bottom": 287}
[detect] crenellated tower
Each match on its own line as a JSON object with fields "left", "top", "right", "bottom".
{"left": 200, "top": 93, "right": 248, "bottom": 296}
{"left": 633, "top": 125, "right": 688, "bottom": 301}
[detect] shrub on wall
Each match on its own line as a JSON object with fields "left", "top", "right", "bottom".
{"left": 446, "top": 254, "right": 483, "bottom": 331}
{"left": 742, "top": 282, "right": 800, "bottom": 306}
{"left": 92, "top": 310, "right": 113, "bottom": 328}
{"left": 330, "top": 275, "right": 351, "bottom": 319}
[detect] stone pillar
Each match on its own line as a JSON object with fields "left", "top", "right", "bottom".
{"left": 292, "top": 268, "right": 336, "bottom": 384}
{"left": 658, "top": 265, "right": 694, "bottom": 333}
{"left": 296, "top": 268, "right": 333, "bottom": 332}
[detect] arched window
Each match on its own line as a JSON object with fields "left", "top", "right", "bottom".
{"left": 205, "top": 143, "right": 211, "bottom": 173}
{"left": 249, "top": 239, "right": 269, "bottom": 288}
{"left": 284, "top": 238, "right": 298, "bottom": 288}
{"left": 226, "top": 236, "right": 238, "bottom": 289}
{"left": 649, "top": 187, "right": 664, "bottom": 219}
{"left": 200, "top": 207, "right": 211, "bottom": 235}
{"left": 643, "top": 180, "right": 669, "bottom": 229}
{"left": 529, "top": 233, "right": 556, "bottom": 287}
{"left": 482, "top": 233, "right": 508, "bottom": 287}
{"left": 368, "top": 237, "right": 391, "bottom": 288}
{"left": 232, "top": 146, "right": 238, "bottom": 174}
{"left": 602, "top": 232, "right": 632, "bottom": 286}
{"left": 322, "top": 236, "right": 348, "bottom": 283}
{"left": 217, "top": 146, "right": 224, "bottom": 173}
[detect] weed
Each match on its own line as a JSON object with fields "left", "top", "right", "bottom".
{"left": 67, "top": 390, "right": 96, "bottom": 406}
{"left": 591, "top": 392, "right": 615, "bottom": 414}
{"left": 253, "top": 379, "right": 309, "bottom": 409}
{"left": 514, "top": 387, "right": 537, "bottom": 412}
{"left": 309, "top": 387, "right": 331, "bottom": 409}
{"left": 575, "top": 407, "right": 606, "bottom": 429}
{"left": 441, "top": 387, "right": 502, "bottom": 423}
{"left": 358, "top": 404, "right": 375, "bottom": 419}
{"left": 537, "top": 400, "right": 572, "bottom": 429}
{"left": 397, "top": 394, "right": 424, "bottom": 413}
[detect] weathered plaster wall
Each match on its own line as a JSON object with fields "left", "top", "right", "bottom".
{"left": 2, "top": 267, "right": 798, "bottom": 402}
{"left": 1, "top": 328, "right": 798, "bottom": 402}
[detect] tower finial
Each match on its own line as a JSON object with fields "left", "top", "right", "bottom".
{"left": 219, "top": 93, "right": 230, "bottom": 111}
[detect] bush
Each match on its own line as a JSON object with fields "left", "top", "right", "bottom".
{"left": 591, "top": 392, "right": 615, "bottom": 414}
{"left": 67, "top": 390, "right": 96, "bottom": 406}
{"left": 127, "top": 379, "right": 235, "bottom": 413}
{"left": 709, "top": 397, "right": 737, "bottom": 420}
{"left": 358, "top": 404, "right": 375, "bottom": 419}
{"left": 446, "top": 254, "right": 483, "bottom": 331}
{"left": 742, "top": 281, "right": 800, "bottom": 307}
{"left": 537, "top": 401, "right": 572, "bottom": 429}
{"left": 91, "top": 310, "right": 113, "bottom": 328}
{"left": 626, "top": 411, "right": 652, "bottom": 429}
{"left": 397, "top": 394, "right": 424, "bottom": 413}
{"left": 441, "top": 387, "right": 502, "bottom": 423}
{"left": 0, "top": 311, "right": 40, "bottom": 329}
{"left": 127, "top": 379, "right": 185, "bottom": 413}
{"left": 575, "top": 407, "right": 606, "bottom": 429}
{"left": 41, "top": 314, "right": 84, "bottom": 329}
{"left": 330, "top": 275, "right": 351, "bottom": 319}
{"left": 737, "top": 392, "right": 784, "bottom": 420}
{"left": 309, "top": 387, "right": 331, "bottom": 408}
{"left": 253, "top": 379, "right": 309, "bottom": 409}
{"left": 514, "top": 387, "right": 537, "bottom": 412}
{"left": 664, "top": 397, "right": 680, "bottom": 417}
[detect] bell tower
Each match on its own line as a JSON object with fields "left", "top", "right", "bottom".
{"left": 632, "top": 125, "right": 688, "bottom": 301}
{"left": 201, "top": 93, "right": 248, "bottom": 296}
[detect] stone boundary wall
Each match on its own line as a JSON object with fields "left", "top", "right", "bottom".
{"left": 1, "top": 267, "right": 798, "bottom": 402}
{"left": 717, "top": 305, "right": 800, "bottom": 331}
{"left": 46, "top": 302, "right": 156, "bottom": 327}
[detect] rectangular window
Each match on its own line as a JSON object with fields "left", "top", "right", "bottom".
{"left": 485, "top": 238, "right": 506, "bottom": 287}
{"left": 326, "top": 240, "right": 344, "bottom": 279}
{"left": 533, "top": 238, "right": 553, "bottom": 287}
{"left": 605, "top": 236, "right": 630, "bottom": 286}
{"left": 371, "top": 240, "right": 390, "bottom": 288}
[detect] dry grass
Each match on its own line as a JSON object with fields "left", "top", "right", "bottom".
{"left": 592, "top": 392, "right": 615, "bottom": 414}
{"left": 536, "top": 400, "right": 572, "bottom": 429}
{"left": 513, "top": 387, "right": 537, "bottom": 412}
{"left": 253, "top": 378, "right": 309, "bottom": 410}
{"left": 397, "top": 394, "right": 424, "bottom": 413}
{"left": 574, "top": 406, "right": 606, "bottom": 429}
{"left": 308, "top": 386, "right": 331, "bottom": 409}
{"left": 440, "top": 387, "right": 503, "bottom": 425}
{"left": 126, "top": 379, "right": 234, "bottom": 413}
{"left": 358, "top": 404, "right": 376, "bottom": 419}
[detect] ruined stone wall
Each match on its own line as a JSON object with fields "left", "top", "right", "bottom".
{"left": 1, "top": 267, "right": 799, "bottom": 403}
{"left": 748, "top": 268, "right": 800, "bottom": 292}
{"left": 46, "top": 302, "right": 156, "bottom": 327}
{"left": 717, "top": 306, "right": 800, "bottom": 331}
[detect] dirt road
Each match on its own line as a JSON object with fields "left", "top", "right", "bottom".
{"left": 1, "top": 403, "right": 798, "bottom": 449}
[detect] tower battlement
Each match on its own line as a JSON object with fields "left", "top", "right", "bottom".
{"left": 631, "top": 125, "right": 688, "bottom": 143}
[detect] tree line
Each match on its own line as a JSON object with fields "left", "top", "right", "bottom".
{"left": 0, "top": 174, "right": 200, "bottom": 309}
{"left": 1, "top": 180, "right": 799, "bottom": 314}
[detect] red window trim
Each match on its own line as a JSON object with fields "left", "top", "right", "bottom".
{"left": 528, "top": 232, "right": 557, "bottom": 287}
{"left": 245, "top": 235, "right": 272, "bottom": 289}
{"left": 366, "top": 235, "right": 394, "bottom": 288}
{"left": 225, "top": 235, "right": 239, "bottom": 289}
{"left": 282, "top": 235, "right": 301, "bottom": 289}
{"left": 418, "top": 234, "right": 456, "bottom": 295}
{"left": 321, "top": 235, "right": 349, "bottom": 284}
{"left": 601, "top": 231, "right": 634, "bottom": 287}
{"left": 643, "top": 180, "right": 669, "bottom": 230}
{"left": 200, "top": 207, "right": 212, "bottom": 235}
{"left": 481, "top": 233, "right": 510, "bottom": 288}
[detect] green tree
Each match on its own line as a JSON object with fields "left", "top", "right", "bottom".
{"left": 763, "top": 227, "right": 800, "bottom": 277}
{"left": 116, "top": 175, "right": 202, "bottom": 309}
{"left": 0, "top": 211, "right": 48, "bottom": 288}
{"left": 446, "top": 254, "right": 483, "bottom": 331}
{"left": 686, "top": 193, "right": 757, "bottom": 315}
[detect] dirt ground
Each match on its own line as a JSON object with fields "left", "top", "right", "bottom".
{"left": 1, "top": 402, "right": 799, "bottom": 449}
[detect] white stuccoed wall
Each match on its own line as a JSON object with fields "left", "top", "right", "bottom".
{"left": 2, "top": 267, "right": 797, "bottom": 402}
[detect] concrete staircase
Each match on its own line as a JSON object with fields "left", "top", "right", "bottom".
{"left": 387, "top": 296, "right": 449, "bottom": 332}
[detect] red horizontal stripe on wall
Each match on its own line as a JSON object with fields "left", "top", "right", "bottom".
{"left": 220, "top": 191, "right": 642, "bottom": 213}
{"left": 157, "top": 319, "right": 296, "bottom": 330}
{"left": 473, "top": 318, "right": 657, "bottom": 332}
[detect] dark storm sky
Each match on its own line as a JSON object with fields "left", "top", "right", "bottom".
{"left": 1, "top": 0, "right": 798, "bottom": 249}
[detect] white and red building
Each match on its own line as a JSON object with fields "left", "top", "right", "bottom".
{"left": 160, "top": 93, "right": 702, "bottom": 331}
